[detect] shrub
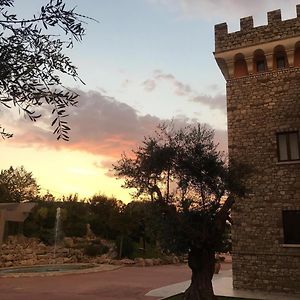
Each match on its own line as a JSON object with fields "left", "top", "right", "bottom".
{"left": 84, "top": 243, "right": 109, "bottom": 257}
{"left": 116, "top": 235, "right": 138, "bottom": 259}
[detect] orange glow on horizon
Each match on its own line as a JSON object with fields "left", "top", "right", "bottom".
{"left": 0, "top": 144, "right": 132, "bottom": 203}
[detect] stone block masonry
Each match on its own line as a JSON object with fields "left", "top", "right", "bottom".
{"left": 214, "top": 5, "right": 300, "bottom": 295}
{"left": 228, "top": 68, "right": 300, "bottom": 293}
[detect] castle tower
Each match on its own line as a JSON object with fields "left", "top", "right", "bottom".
{"left": 214, "top": 7, "right": 300, "bottom": 293}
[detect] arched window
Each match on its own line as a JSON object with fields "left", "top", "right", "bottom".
{"left": 253, "top": 49, "right": 267, "bottom": 73}
{"left": 294, "top": 42, "right": 300, "bottom": 67}
{"left": 273, "top": 45, "right": 288, "bottom": 69}
{"left": 234, "top": 53, "right": 248, "bottom": 78}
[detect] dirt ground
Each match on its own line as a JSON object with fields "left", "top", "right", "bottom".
{"left": 0, "top": 263, "right": 232, "bottom": 300}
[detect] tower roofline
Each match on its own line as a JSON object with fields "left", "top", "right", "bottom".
{"left": 215, "top": 5, "right": 300, "bottom": 53}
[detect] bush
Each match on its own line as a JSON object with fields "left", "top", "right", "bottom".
{"left": 116, "top": 235, "right": 138, "bottom": 259}
{"left": 84, "top": 242, "right": 109, "bottom": 257}
{"left": 39, "top": 228, "right": 55, "bottom": 245}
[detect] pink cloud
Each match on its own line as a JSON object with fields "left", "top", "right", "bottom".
{"left": 6, "top": 89, "right": 228, "bottom": 161}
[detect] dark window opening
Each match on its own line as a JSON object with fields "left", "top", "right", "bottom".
{"left": 282, "top": 210, "right": 300, "bottom": 244}
{"left": 276, "top": 55, "right": 286, "bottom": 69}
{"left": 277, "top": 131, "right": 300, "bottom": 162}
{"left": 234, "top": 59, "right": 248, "bottom": 77}
{"left": 256, "top": 60, "right": 266, "bottom": 72}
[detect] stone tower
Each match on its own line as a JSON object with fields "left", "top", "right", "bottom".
{"left": 214, "top": 7, "right": 300, "bottom": 293}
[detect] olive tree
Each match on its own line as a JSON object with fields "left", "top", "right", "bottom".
{"left": 0, "top": 0, "right": 92, "bottom": 140}
{"left": 114, "top": 123, "right": 248, "bottom": 300}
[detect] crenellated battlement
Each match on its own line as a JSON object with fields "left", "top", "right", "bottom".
{"left": 215, "top": 5, "right": 300, "bottom": 53}
{"left": 214, "top": 5, "right": 300, "bottom": 80}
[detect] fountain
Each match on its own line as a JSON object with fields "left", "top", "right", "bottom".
{"left": 0, "top": 207, "right": 99, "bottom": 276}
{"left": 53, "top": 207, "right": 62, "bottom": 260}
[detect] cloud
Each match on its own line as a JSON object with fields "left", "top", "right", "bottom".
{"left": 94, "top": 159, "right": 115, "bottom": 177}
{"left": 150, "top": 0, "right": 300, "bottom": 25}
{"left": 142, "top": 79, "right": 156, "bottom": 92}
{"left": 142, "top": 70, "right": 225, "bottom": 111}
{"left": 154, "top": 70, "right": 192, "bottom": 96}
{"left": 142, "top": 70, "right": 191, "bottom": 96}
{"left": 7, "top": 89, "right": 228, "bottom": 159}
{"left": 7, "top": 90, "right": 160, "bottom": 157}
{"left": 191, "top": 94, "right": 226, "bottom": 111}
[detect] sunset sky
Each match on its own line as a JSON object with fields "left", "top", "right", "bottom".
{"left": 2, "top": 0, "right": 300, "bottom": 202}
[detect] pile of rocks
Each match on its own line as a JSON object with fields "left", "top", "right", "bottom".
{"left": 0, "top": 235, "right": 182, "bottom": 268}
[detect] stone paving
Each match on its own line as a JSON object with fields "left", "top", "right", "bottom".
{"left": 147, "top": 268, "right": 300, "bottom": 300}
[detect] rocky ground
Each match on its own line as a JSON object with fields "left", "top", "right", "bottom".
{"left": 0, "top": 235, "right": 182, "bottom": 269}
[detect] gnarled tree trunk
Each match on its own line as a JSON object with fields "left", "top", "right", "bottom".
{"left": 184, "top": 247, "right": 217, "bottom": 300}
{"left": 184, "top": 196, "right": 235, "bottom": 300}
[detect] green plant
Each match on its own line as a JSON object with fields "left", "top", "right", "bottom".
{"left": 116, "top": 235, "right": 138, "bottom": 259}
{"left": 84, "top": 243, "right": 109, "bottom": 257}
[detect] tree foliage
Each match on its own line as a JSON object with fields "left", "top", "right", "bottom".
{"left": 89, "top": 194, "right": 123, "bottom": 240}
{"left": 0, "top": 165, "right": 40, "bottom": 202}
{"left": 114, "top": 123, "right": 244, "bottom": 206}
{"left": 0, "top": 0, "right": 92, "bottom": 140}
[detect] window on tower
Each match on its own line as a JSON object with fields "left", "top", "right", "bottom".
{"left": 276, "top": 55, "right": 286, "bottom": 68}
{"left": 277, "top": 131, "right": 300, "bottom": 162}
{"left": 273, "top": 46, "right": 288, "bottom": 70}
{"left": 253, "top": 49, "right": 268, "bottom": 73}
{"left": 234, "top": 53, "right": 248, "bottom": 78}
{"left": 282, "top": 210, "right": 300, "bottom": 244}
{"left": 256, "top": 60, "right": 267, "bottom": 72}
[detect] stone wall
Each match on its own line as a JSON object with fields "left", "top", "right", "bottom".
{"left": 227, "top": 67, "right": 300, "bottom": 293}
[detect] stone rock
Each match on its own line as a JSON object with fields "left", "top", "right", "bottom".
{"left": 3, "top": 254, "right": 14, "bottom": 261}
{"left": 172, "top": 256, "right": 179, "bottom": 264}
{"left": 144, "top": 259, "right": 154, "bottom": 266}
{"left": 120, "top": 258, "right": 135, "bottom": 265}
{"left": 96, "top": 257, "right": 111, "bottom": 264}
{"left": 4, "top": 261, "right": 13, "bottom": 267}
{"left": 24, "top": 248, "right": 33, "bottom": 255}
{"left": 0, "top": 235, "right": 120, "bottom": 269}
{"left": 163, "top": 256, "right": 173, "bottom": 264}
{"left": 36, "top": 249, "right": 46, "bottom": 255}
{"left": 63, "top": 237, "right": 74, "bottom": 248}
{"left": 134, "top": 257, "right": 145, "bottom": 267}
{"left": 110, "top": 259, "right": 123, "bottom": 265}
{"left": 153, "top": 258, "right": 162, "bottom": 265}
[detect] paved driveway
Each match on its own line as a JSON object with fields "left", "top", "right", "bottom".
{"left": 0, "top": 264, "right": 192, "bottom": 300}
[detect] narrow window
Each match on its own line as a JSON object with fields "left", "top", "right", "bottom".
{"left": 276, "top": 55, "right": 285, "bottom": 69}
{"left": 282, "top": 211, "right": 300, "bottom": 244}
{"left": 277, "top": 131, "right": 300, "bottom": 162}
{"left": 273, "top": 46, "right": 288, "bottom": 70}
{"left": 294, "top": 43, "right": 300, "bottom": 67}
{"left": 253, "top": 49, "right": 267, "bottom": 73}
{"left": 234, "top": 54, "right": 248, "bottom": 78}
{"left": 256, "top": 60, "right": 266, "bottom": 72}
